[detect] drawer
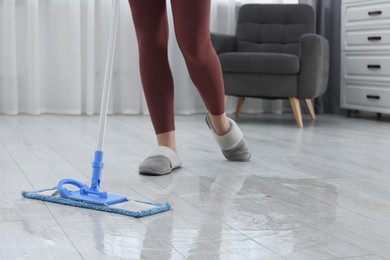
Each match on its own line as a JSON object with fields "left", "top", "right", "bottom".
{"left": 344, "top": 28, "right": 390, "bottom": 51}
{"left": 343, "top": 1, "right": 390, "bottom": 28}
{"left": 343, "top": 83, "right": 390, "bottom": 110}
{"left": 343, "top": 53, "right": 390, "bottom": 79}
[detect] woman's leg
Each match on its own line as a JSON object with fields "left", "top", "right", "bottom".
{"left": 128, "top": 0, "right": 177, "bottom": 152}
{"left": 170, "top": 0, "right": 230, "bottom": 136}
{"left": 170, "top": 0, "right": 250, "bottom": 161}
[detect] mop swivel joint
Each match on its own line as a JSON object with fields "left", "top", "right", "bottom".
{"left": 91, "top": 150, "right": 104, "bottom": 190}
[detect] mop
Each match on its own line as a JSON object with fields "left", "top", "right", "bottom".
{"left": 21, "top": 0, "right": 171, "bottom": 218}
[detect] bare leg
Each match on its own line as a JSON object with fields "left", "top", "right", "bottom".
{"left": 208, "top": 112, "right": 231, "bottom": 136}
{"left": 156, "top": 130, "right": 177, "bottom": 153}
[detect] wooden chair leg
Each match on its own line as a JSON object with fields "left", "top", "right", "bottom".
{"left": 304, "top": 99, "right": 316, "bottom": 120}
{"left": 235, "top": 97, "right": 246, "bottom": 118}
{"left": 289, "top": 97, "right": 303, "bottom": 128}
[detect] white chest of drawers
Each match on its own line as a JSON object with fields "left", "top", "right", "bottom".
{"left": 341, "top": 0, "right": 390, "bottom": 115}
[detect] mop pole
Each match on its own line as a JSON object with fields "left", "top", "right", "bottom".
{"left": 91, "top": 0, "right": 121, "bottom": 191}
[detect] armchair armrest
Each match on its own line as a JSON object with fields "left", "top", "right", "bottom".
{"left": 298, "top": 34, "right": 329, "bottom": 99}
{"left": 210, "top": 33, "right": 236, "bottom": 54}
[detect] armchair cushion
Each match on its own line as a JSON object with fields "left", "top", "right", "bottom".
{"left": 236, "top": 4, "right": 315, "bottom": 56}
{"left": 219, "top": 52, "right": 300, "bottom": 74}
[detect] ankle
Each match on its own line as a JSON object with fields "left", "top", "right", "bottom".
{"left": 208, "top": 112, "right": 231, "bottom": 136}
{"left": 156, "top": 130, "right": 178, "bottom": 153}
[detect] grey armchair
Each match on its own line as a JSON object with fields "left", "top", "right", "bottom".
{"left": 211, "top": 4, "right": 329, "bottom": 127}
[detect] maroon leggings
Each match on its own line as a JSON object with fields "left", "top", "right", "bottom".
{"left": 128, "top": 0, "right": 225, "bottom": 134}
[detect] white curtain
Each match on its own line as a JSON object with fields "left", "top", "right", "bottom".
{"left": 0, "top": 0, "right": 297, "bottom": 115}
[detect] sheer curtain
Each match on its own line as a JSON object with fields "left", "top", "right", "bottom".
{"left": 0, "top": 0, "right": 142, "bottom": 115}
{"left": 0, "top": 0, "right": 297, "bottom": 115}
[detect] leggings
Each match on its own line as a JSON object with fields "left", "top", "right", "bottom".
{"left": 128, "top": 0, "right": 225, "bottom": 135}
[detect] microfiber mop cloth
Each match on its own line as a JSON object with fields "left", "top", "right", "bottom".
{"left": 22, "top": 188, "right": 171, "bottom": 218}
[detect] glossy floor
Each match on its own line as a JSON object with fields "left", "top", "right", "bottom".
{"left": 0, "top": 113, "right": 389, "bottom": 260}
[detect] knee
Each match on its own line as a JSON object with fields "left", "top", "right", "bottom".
{"left": 176, "top": 36, "right": 213, "bottom": 63}
{"left": 139, "top": 43, "right": 167, "bottom": 58}
{"left": 136, "top": 29, "right": 169, "bottom": 57}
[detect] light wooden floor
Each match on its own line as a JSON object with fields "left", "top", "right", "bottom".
{"left": 0, "top": 113, "right": 389, "bottom": 260}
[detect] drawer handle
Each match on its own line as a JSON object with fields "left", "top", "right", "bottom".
{"left": 368, "top": 10, "right": 382, "bottom": 16}
{"left": 366, "top": 95, "right": 380, "bottom": 100}
{"left": 368, "top": 36, "right": 382, "bottom": 41}
{"left": 367, "top": 64, "right": 381, "bottom": 69}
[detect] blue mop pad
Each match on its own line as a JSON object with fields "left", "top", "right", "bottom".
{"left": 21, "top": 151, "right": 171, "bottom": 218}
{"left": 22, "top": 188, "right": 171, "bottom": 218}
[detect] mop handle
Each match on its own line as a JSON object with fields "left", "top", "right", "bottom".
{"left": 97, "top": 0, "right": 121, "bottom": 151}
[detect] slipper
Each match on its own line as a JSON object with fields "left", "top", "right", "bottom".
{"left": 205, "top": 113, "right": 251, "bottom": 161}
{"left": 139, "top": 146, "right": 182, "bottom": 175}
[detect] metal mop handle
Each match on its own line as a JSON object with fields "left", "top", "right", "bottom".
{"left": 97, "top": 0, "right": 121, "bottom": 151}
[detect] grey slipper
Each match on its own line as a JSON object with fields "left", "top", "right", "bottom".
{"left": 139, "top": 146, "right": 182, "bottom": 175}
{"left": 205, "top": 113, "right": 251, "bottom": 161}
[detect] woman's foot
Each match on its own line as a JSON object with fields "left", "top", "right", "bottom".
{"left": 206, "top": 112, "right": 251, "bottom": 161}
{"left": 139, "top": 131, "right": 181, "bottom": 175}
{"left": 139, "top": 146, "right": 182, "bottom": 175}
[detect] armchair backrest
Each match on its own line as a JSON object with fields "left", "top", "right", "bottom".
{"left": 236, "top": 4, "right": 315, "bottom": 56}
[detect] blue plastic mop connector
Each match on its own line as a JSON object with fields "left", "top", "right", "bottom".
{"left": 56, "top": 150, "right": 127, "bottom": 205}
{"left": 91, "top": 150, "right": 104, "bottom": 191}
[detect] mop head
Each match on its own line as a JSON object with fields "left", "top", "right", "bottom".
{"left": 21, "top": 188, "right": 171, "bottom": 218}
